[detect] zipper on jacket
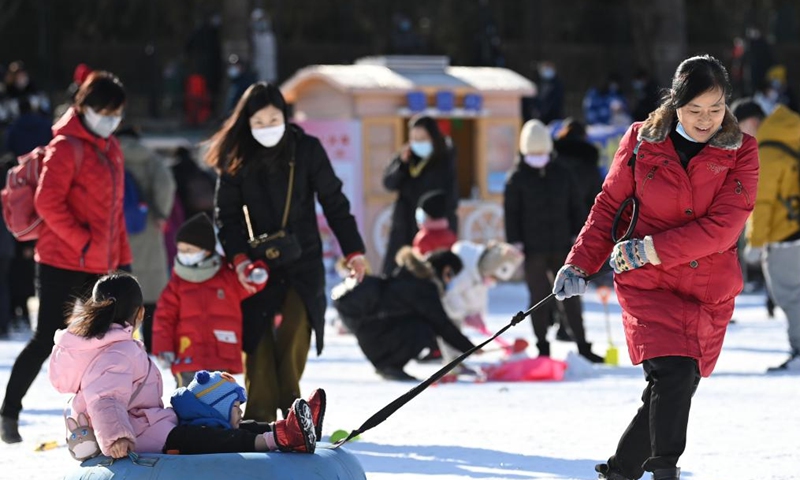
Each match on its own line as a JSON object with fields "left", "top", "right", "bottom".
{"left": 639, "top": 166, "right": 658, "bottom": 196}
{"left": 735, "top": 179, "right": 752, "bottom": 206}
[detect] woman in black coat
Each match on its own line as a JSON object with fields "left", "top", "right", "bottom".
{"left": 504, "top": 119, "right": 603, "bottom": 364}
{"left": 382, "top": 116, "right": 458, "bottom": 275}
{"left": 333, "top": 247, "right": 475, "bottom": 381}
{"left": 210, "top": 83, "right": 366, "bottom": 422}
{"left": 553, "top": 118, "right": 603, "bottom": 217}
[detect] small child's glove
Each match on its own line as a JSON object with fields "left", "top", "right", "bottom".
{"left": 609, "top": 237, "right": 661, "bottom": 274}
{"left": 552, "top": 265, "right": 588, "bottom": 301}
{"left": 156, "top": 352, "right": 175, "bottom": 369}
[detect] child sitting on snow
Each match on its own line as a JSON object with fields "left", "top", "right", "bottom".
{"left": 166, "top": 370, "right": 324, "bottom": 455}
{"left": 412, "top": 190, "right": 457, "bottom": 255}
{"left": 441, "top": 241, "right": 524, "bottom": 366}
{"left": 152, "top": 213, "right": 266, "bottom": 387}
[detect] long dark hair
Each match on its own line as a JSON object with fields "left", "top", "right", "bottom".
{"left": 663, "top": 55, "right": 732, "bottom": 109}
{"left": 74, "top": 71, "right": 126, "bottom": 111}
{"left": 206, "top": 82, "right": 290, "bottom": 175}
{"left": 408, "top": 115, "right": 448, "bottom": 166}
{"left": 68, "top": 273, "right": 143, "bottom": 339}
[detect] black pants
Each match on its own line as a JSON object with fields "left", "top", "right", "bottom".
{"left": 163, "top": 421, "right": 272, "bottom": 455}
{"left": 1, "top": 264, "right": 101, "bottom": 420}
{"left": 0, "top": 257, "right": 11, "bottom": 335}
{"left": 608, "top": 356, "right": 701, "bottom": 479}
{"left": 524, "top": 252, "right": 587, "bottom": 344}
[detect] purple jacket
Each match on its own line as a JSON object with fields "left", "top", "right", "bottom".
{"left": 49, "top": 324, "right": 177, "bottom": 455}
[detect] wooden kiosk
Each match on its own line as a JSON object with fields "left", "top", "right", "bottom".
{"left": 281, "top": 56, "right": 535, "bottom": 270}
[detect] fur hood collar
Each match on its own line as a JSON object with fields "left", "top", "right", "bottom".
{"left": 638, "top": 104, "right": 743, "bottom": 150}
{"left": 395, "top": 246, "right": 445, "bottom": 293}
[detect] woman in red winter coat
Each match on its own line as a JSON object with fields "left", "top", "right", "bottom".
{"left": 552, "top": 56, "right": 758, "bottom": 480}
{"left": 1, "top": 72, "right": 131, "bottom": 444}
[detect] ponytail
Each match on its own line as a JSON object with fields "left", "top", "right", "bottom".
{"left": 68, "top": 273, "right": 143, "bottom": 339}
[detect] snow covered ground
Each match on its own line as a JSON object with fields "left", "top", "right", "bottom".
{"left": 0, "top": 283, "right": 798, "bottom": 480}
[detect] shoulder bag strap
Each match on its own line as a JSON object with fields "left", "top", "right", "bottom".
{"left": 128, "top": 359, "right": 153, "bottom": 406}
{"left": 280, "top": 143, "right": 297, "bottom": 230}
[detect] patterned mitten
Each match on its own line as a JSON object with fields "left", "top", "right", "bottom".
{"left": 609, "top": 237, "right": 660, "bottom": 274}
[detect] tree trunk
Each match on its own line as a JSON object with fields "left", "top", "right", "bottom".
{"left": 628, "top": 0, "right": 687, "bottom": 86}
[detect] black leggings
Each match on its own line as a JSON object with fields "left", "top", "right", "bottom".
{"left": 608, "top": 356, "right": 701, "bottom": 478}
{"left": 524, "top": 252, "right": 588, "bottom": 344}
{"left": 1, "top": 264, "right": 101, "bottom": 419}
{"left": 163, "top": 421, "right": 272, "bottom": 455}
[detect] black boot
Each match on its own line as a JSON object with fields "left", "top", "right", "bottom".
{"left": 536, "top": 341, "right": 550, "bottom": 357}
{"left": 652, "top": 467, "right": 680, "bottom": 480}
{"left": 595, "top": 463, "right": 631, "bottom": 480}
{"left": 578, "top": 342, "right": 605, "bottom": 363}
{"left": 1, "top": 416, "right": 22, "bottom": 444}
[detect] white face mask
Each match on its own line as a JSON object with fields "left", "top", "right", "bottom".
{"left": 523, "top": 154, "right": 550, "bottom": 168}
{"left": 252, "top": 124, "right": 286, "bottom": 148}
{"left": 84, "top": 107, "right": 122, "bottom": 138}
{"left": 177, "top": 251, "right": 207, "bottom": 266}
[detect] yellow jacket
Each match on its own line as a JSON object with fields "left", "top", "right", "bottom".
{"left": 748, "top": 105, "right": 800, "bottom": 247}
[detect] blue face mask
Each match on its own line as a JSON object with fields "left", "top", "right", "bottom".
{"left": 676, "top": 122, "right": 700, "bottom": 143}
{"left": 410, "top": 141, "right": 433, "bottom": 158}
{"left": 415, "top": 207, "right": 427, "bottom": 226}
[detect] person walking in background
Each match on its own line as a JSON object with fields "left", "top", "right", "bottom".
{"left": 532, "top": 60, "right": 565, "bottom": 124}
{"left": 171, "top": 146, "right": 217, "bottom": 220}
{"left": 382, "top": 115, "right": 458, "bottom": 274}
{"left": 4, "top": 97, "right": 52, "bottom": 331}
{"left": 553, "top": 118, "right": 603, "bottom": 216}
{"left": 504, "top": 119, "right": 604, "bottom": 364}
{"left": 1, "top": 71, "right": 131, "bottom": 444}
{"left": 412, "top": 190, "right": 457, "bottom": 255}
{"left": 553, "top": 55, "right": 758, "bottom": 480}
{"left": 739, "top": 100, "right": 800, "bottom": 371}
{"left": 117, "top": 126, "right": 176, "bottom": 353}
{"left": 210, "top": 82, "right": 366, "bottom": 423}
{"left": 152, "top": 213, "right": 265, "bottom": 387}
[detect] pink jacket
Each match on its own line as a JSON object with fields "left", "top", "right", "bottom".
{"left": 49, "top": 324, "right": 177, "bottom": 455}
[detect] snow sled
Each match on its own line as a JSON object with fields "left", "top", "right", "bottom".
{"left": 63, "top": 447, "right": 366, "bottom": 480}
{"left": 482, "top": 356, "right": 567, "bottom": 381}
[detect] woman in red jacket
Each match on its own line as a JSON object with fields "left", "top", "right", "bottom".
{"left": 553, "top": 56, "right": 758, "bottom": 480}
{"left": 1, "top": 72, "right": 131, "bottom": 444}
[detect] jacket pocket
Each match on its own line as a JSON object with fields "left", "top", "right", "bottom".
{"left": 703, "top": 249, "right": 742, "bottom": 303}
{"left": 734, "top": 179, "right": 752, "bottom": 207}
{"left": 213, "top": 329, "right": 240, "bottom": 361}
{"left": 638, "top": 166, "right": 658, "bottom": 197}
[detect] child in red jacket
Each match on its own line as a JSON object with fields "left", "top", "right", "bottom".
{"left": 412, "top": 190, "right": 457, "bottom": 255}
{"left": 153, "top": 213, "right": 266, "bottom": 387}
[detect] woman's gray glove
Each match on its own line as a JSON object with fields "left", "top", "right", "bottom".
{"left": 552, "top": 264, "right": 588, "bottom": 301}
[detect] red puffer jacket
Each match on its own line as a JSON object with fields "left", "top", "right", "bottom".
{"left": 567, "top": 106, "right": 758, "bottom": 377}
{"left": 152, "top": 262, "right": 261, "bottom": 375}
{"left": 34, "top": 108, "right": 131, "bottom": 273}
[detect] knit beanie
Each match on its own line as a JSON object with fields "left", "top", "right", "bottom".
{"left": 176, "top": 213, "right": 217, "bottom": 252}
{"left": 478, "top": 242, "right": 523, "bottom": 281}
{"left": 418, "top": 190, "right": 448, "bottom": 219}
{"left": 186, "top": 370, "right": 247, "bottom": 424}
{"left": 519, "top": 119, "right": 553, "bottom": 155}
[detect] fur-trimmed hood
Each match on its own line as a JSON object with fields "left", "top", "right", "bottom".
{"left": 638, "top": 104, "right": 743, "bottom": 150}
{"left": 394, "top": 246, "right": 446, "bottom": 294}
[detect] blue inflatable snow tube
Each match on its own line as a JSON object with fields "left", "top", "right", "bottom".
{"left": 63, "top": 447, "right": 366, "bottom": 480}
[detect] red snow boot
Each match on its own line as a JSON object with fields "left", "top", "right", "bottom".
{"left": 273, "top": 399, "right": 316, "bottom": 453}
{"left": 305, "top": 388, "right": 326, "bottom": 439}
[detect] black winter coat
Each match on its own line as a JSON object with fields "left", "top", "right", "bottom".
{"left": 334, "top": 248, "right": 474, "bottom": 370}
{"left": 553, "top": 138, "right": 603, "bottom": 218}
{"left": 216, "top": 125, "right": 365, "bottom": 354}
{"left": 504, "top": 156, "right": 585, "bottom": 254}
{"left": 382, "top": 150, "right": 458, "bottom": 274}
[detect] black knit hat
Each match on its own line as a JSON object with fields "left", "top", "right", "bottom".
{"left": 418, "top": 190, "right": 448, "bottom": 219}
{"left": 176, "top": 213, "right": 217, "bottom": 252}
